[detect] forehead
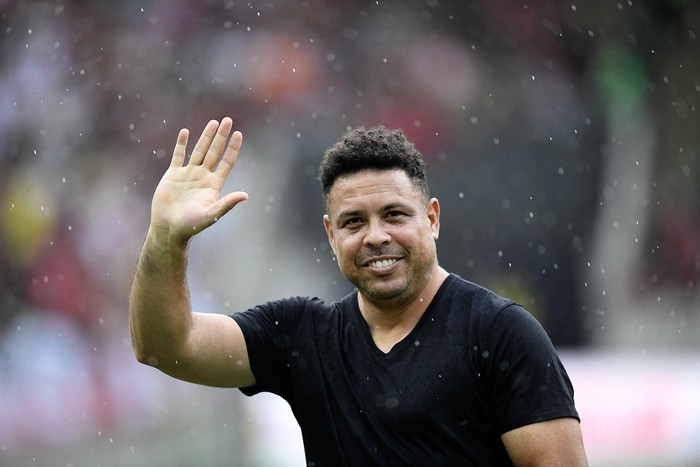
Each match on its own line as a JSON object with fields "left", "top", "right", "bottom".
{"left": 326, "top": 169, "right": 421, "bottom": 212}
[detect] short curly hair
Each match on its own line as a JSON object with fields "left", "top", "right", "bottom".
{"left": 319, "top": 125, "right": 429, "bottom": 204}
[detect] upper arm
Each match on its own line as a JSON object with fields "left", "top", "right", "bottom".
{"left": 501, "top": 417, "right": 588, "bottom": 467}
{"left": 158, "top": 311, "right": 256, "bottom": 388}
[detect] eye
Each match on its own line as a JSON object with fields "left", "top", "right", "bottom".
{"left": 387, "top": 210, "right": 405, "bottom": 218}
{"left": 343, "top": 217, "right": 363, "bottom": 227}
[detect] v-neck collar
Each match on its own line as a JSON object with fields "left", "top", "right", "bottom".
{"left": 348, "top": 274, "right": 456, "bottom": 358}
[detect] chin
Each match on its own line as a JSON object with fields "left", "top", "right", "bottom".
{"left": 362, "top": 282, "right": 409, "bottom": 302}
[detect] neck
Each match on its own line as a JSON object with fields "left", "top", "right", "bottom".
{"left": 358, "top": 267, "right": 449, "bottom": 351}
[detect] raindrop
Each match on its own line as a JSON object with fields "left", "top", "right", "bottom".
{"left": 385, "top": 397, "right": 399, "bottom": 409}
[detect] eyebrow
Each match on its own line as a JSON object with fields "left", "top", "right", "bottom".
{"left": 334, "top": 202, "right": 414, "bottom": 226}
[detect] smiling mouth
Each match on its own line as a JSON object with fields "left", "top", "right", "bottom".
{"left": 367, "top": 258, "right": 398, "bottom": 268}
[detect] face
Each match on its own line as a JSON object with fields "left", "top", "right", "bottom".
{"left": 323, "top": 169, "right": 441, "bottom": 308}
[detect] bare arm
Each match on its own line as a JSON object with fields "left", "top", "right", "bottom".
{"left": 129, "top": 117, "right": 255, "bottom": 388}
{"left": 501, "top": 417, "right": 588, "bottom": 467}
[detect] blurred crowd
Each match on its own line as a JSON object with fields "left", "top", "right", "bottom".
{"left": 0, "top": 0, "right": 698, "bottom": 463}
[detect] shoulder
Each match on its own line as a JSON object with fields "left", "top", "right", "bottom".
{"left": 441, "top": 274, "right": 552, "bottom": 355}
{"left": 440, "top": 274, "right": 518, "bottom": 325}
{"left": 232, "top": 296, "right": 326, "bottom": 323}
{"left": 231, "top": 293, "right": 354, "bottom": 329}
{"left": 444, "top": 274, "right": 514, "bottom": 306}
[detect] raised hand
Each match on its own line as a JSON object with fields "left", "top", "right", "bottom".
{"left": 150, "top": 117, "right": 248, "bottom": 244}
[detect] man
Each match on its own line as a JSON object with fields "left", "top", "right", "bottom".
{"left": 130, "top": 117, "right": 588, "bottom": 465}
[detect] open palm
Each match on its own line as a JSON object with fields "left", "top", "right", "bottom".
{"left": 150, "top": 117, "right": 248, "bottom": 243}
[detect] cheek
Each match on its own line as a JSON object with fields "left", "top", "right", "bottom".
{"left": 403, "top": 227, "right": 435, "bottom": 256}
{"left": 333, "top": 236, "right": 356, "bottom": 261}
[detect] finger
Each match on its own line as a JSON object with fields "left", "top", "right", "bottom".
{"left": 202, "top": 117, "right": 233, "bottom": 170}
{"left": 215, "top": 130, "right": 243, "bottom": 180}
{"left": 170, "top": 128, "right": 189, "bottom": 168}
{"left": 207, "top": 191, "right": 249, "bottom": 224}
{"left": 189, "top": 120, "right": 219, "bottom": 166}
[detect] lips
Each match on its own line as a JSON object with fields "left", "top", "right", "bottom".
{"left": 358, "top": 247, "right": 404, "bottom": 269}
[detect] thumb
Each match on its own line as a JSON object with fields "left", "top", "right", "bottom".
{"left": 209, "top": 191, "right": 249, "bottom": 223}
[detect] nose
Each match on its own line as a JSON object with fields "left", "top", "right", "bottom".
{"left": 363, "top": 220, "right": 391, "bottom": 247}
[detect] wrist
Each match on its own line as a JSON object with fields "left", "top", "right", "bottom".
{"left": 146, "top": 224, "right": 191, "bottom": 251}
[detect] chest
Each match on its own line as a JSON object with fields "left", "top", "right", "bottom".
{"left": 283, "top": 298, "right": 510, "bottom": 463}
{"left": 328, "top": 318, "right": 488, "bottom": 431}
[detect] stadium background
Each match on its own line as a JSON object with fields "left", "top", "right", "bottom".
{"left": 1, "top": 1, "right": 699, "bottom": 465}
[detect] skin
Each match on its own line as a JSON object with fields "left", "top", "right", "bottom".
{"left": 129, "top": 117, "right": 588, "bottom": 465}
{"left": 322, "top": 169, "right": 449, "bottom": 352}
{"left": 130, "top": 117, "right": 255, "bottom": 388}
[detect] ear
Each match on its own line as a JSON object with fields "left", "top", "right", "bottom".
{"left": 323, "top": 214, "right": 337, "bottom": 254}
{"left": 427, "top": 198, "right": 441, "bottom": 240}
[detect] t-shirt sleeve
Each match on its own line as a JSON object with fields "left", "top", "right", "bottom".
{"left": 481, "top": 303, "right": 579, "bottom": 434}
{"left": 230, "top": 297, "right": 309, "bottom": 399}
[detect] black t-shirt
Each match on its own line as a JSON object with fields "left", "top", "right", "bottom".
{"left": 231, "top": 274, "right": 579, "bottom": 466}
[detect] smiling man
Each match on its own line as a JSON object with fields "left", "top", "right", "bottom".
{"left": 130, "top": 117, "right": 588, "bottom": 466}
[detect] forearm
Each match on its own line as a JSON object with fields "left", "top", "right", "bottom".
{"left": 129, "top": 226, "right": 193, "bottom": 369}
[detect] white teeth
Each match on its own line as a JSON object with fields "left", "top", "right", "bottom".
{"left": 368, "top": 259, "right": 397, "bottom": 268}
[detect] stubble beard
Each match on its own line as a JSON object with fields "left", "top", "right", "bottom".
{"left": 350, "top": 246, "right": 411, "bottom": 303}
{"left": 360, "top": 276, "right": 410, "bottom": 303}
{"left": 345, "top": 244, "right": 435, "bottom": 307}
